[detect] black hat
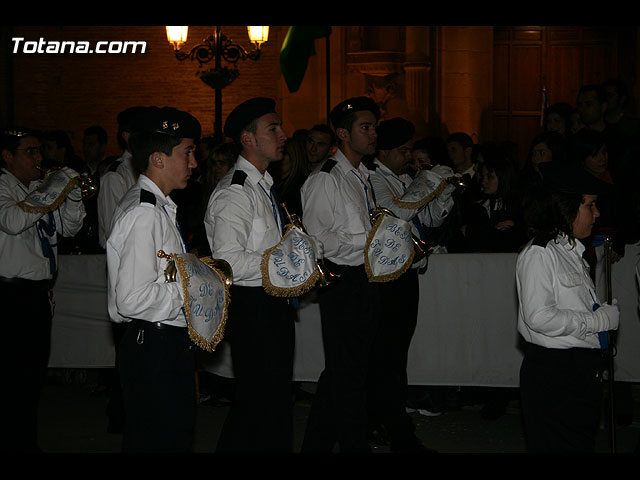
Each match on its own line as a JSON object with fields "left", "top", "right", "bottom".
{"left": 376, "top": 117, "right": 415, "bottom": 151}
{"left": 538, "top": 161, "right": 604, "bottom": 195}
{"left": 131, "top": 106, "right": 202, "bottom": 140}
{"left": 224, "top": 97, "right": 276, "bottom": 139}
{"left": 117, "top": 106, "right": 147, "bottom": 132}
{"left": 330, "top": 96, "right": 380, "bottom": 130}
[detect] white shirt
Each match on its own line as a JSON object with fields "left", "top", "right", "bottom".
{"left": 98, "top": 151, "right": 137, "bottom": 248}
{"left": 106, "top": 175, "right": 186, "bottom": 326}
{"left": 0, "top": 169, "right": 85, "bottom": 280}
{"left": 516, "top": 233, "right": 604, "bottom": 349}
{"left": 301, "top": 149, "right": 376, "bottom": 266}
{"left": 204, "top": 155, "right": 284, "bottom": 287}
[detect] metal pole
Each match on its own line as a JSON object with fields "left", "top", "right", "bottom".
{"left": 214, "top": 26, "right": 223, "bottom": 142}
{"left": 604, "top": 235, "right": 616, "bottom": 453}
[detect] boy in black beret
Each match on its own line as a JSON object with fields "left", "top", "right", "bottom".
{"left": 106, "top": 106, "right": 202, "bottom": 452}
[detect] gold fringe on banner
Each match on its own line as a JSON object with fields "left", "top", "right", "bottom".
{"left": 17, "top": 176, "right": 80, "bottom": 214}
{"left": 260, "top": 224, "right": 321, "bottom": 298}
{"left": 174, "top": 254, "right": 230, "bottom": 353}
{"left": 364, "top": 211, "right": 415, "bottom": 283}
{"left": 391, "top": 178, "right": 447, "bottom": 210}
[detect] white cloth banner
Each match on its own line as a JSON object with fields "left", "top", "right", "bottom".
{"left": 173, "top": 253, "right": 231, "bottom": 352}
{"left": 365, "top": 209, "right": 415, "bottom": 282}
{"left": 261, "top": 225, "right": 320, "bottom": 297}
{"left": 18, "top": 168, "right": 79, "bottom": 213}
{"left": 392, "top": 168, "right": 449, "bottom": 210}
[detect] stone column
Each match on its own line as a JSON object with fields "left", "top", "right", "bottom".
{"left": 404, "top": 26, "right": 432, "bottom": 126}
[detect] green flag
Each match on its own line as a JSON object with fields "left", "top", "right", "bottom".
{"left": 280, "top": 26, "right": 332, "bottom": 93}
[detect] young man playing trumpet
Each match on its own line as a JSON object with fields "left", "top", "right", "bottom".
{"left": 366, "top": 117, "right": 455, "bottom": 452}
{"left": 0, "top": 127, "right": 86, "bottom": 452}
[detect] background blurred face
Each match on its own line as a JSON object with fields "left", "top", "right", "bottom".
{"left": 577, "top": 90, "right": 605, "bottom": 127}
{"left": 584, "top": 145, "right": 608, "bottom": 177}
{"left": 412, "top": 149, "right": 431, "bottom": 169}
{"left": 481, "top": 166, "right": 499, "bottom": 195}
{"left": 572, "top": 194, "right": 600, "bottom": 239}
{"left": 82, "top": 133, "right": 105, "bottom": 164}
{"left": 546, "top": 113, "right": 566, "bottom": 135}
{"left": 3, "top": 136, "right": 42, "bottom": 186}
{"left": 212, "top": 158, "right": 231, "bottom": 181}
{"left": 306, "top": 130, "right": 332, "bottom": 165}
{"left": 531, "top": 142, "right": 552, "bottom": 171}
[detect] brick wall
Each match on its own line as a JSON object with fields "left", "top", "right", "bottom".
{"left": 4, "top": 25, "right": 285, "bottom": 158}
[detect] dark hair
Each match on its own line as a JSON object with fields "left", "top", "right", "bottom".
{"left": 602, "top": 78, "right": 629, "bottom": 100}
{"left": 569, "top": 128, "right": 607, "bottom": 168}
{"left": 83, "top": 125, "right": 108, "bottom": 145}
{"left": 523, "top": 184, "right": 584, "bottom": 244}
{"left": 446, "top": 132, "right": 474, "bottom": 150}
{"left": 333, "top": 109, "right": 361, "bottom": 134}
{"left": 578, "top": 84, "right": 607, "bottom": 104}
{"left": 479, "top": 144, "right": 518, "bottom": 201}
{"left": 544, "top": 102, "right": 573, "bottom": 132}
{"left": 412, "top": 136, "right": 448, "bottom": 166}
{"left": 528, "top": 130, "right": 568, "bottom": 164}
{"left": 202, "top": 141, "right": 239, "bottom": 203}
{"left": 309, "top": 124, "right": 336, "bottom": 145}
{"left": 128, "top": 131, "right": 183, "bottom": 175}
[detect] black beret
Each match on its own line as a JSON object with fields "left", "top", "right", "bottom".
{"left": 224, "top": 97, "right": 276, "bottom": 139}
{"left": 131, "top": 106, "right": 202, "bottom": 140}
{"left": 376, "top": 117, "right": 415, "bottom": 151}
{"left": 330, "top": 96, "right": 380, "bottom": 129}
{"left": 117, "top": 106, "right": 147, "bottom": 131}
{"left": 538, "top": 161, "right": 604, "bottom": 196}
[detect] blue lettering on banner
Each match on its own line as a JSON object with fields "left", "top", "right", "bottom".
{"left": 368, "top": 221, "right": 411, "bottom": 267}
{"left": 270, "top": 233, "right": 315, "bottom": 286}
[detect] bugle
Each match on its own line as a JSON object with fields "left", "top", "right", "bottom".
{"left": 37, "top": 165, "right": 98, "bottom": 199}
{"left": 158, "top": 250, "right": 233, "bottom": 287}
{"left": 369, "top": 206, "right": 434, "bottom": 265}
{"left": 280, "top": 202, "right": 340, "bottom": 288}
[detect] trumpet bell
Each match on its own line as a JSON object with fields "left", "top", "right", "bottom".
{"left": 446, "top": 174, "right": 471, "bottom": 194}
{"left": 206, "top": 258, "right": 233, "bottom": 287}
{"left": 76, "top": 175, "right": 98, "bottom": 199}
{"left": 316, "top": 260, "right": 340, "bottom": 287}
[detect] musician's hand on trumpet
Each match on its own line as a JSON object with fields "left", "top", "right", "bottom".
{"left": 36, "top": 164, "right": 98, "bottom": 200}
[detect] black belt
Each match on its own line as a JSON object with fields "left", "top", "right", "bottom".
{"left": 130, "top": 319, "right": 188, "bottom": 332}
{"left": 0, "top": 276, "right": 52, "bottom": 290}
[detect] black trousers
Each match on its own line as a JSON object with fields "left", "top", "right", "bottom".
{"left": 367, "top": 268, "right": 419, "bottom": 447}
{"left": 520, "top": 343, "right": 605, "bottom": 453}
{"left": 118, "top": 320, "right": 196, "bottom": 453}
{"left": 301, "top": 263, "right": 381, "bottom": 453}
{"left": 0, "top": 277, "right": 52, "bottom": 452}
{"left": 216, "top": 286, "right": 295, "bottom": 453}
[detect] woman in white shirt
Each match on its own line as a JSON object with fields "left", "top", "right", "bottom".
{"left": 516, "top": 161, "right": 619, "bottom": 453}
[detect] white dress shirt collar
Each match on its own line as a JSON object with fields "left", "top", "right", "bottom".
{"left": 236, "top": 155, "right": 275, "bottom": 190}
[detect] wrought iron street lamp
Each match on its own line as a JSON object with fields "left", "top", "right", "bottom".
{"left": 166, "top": 26, "right": 269, "bottom": 140}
